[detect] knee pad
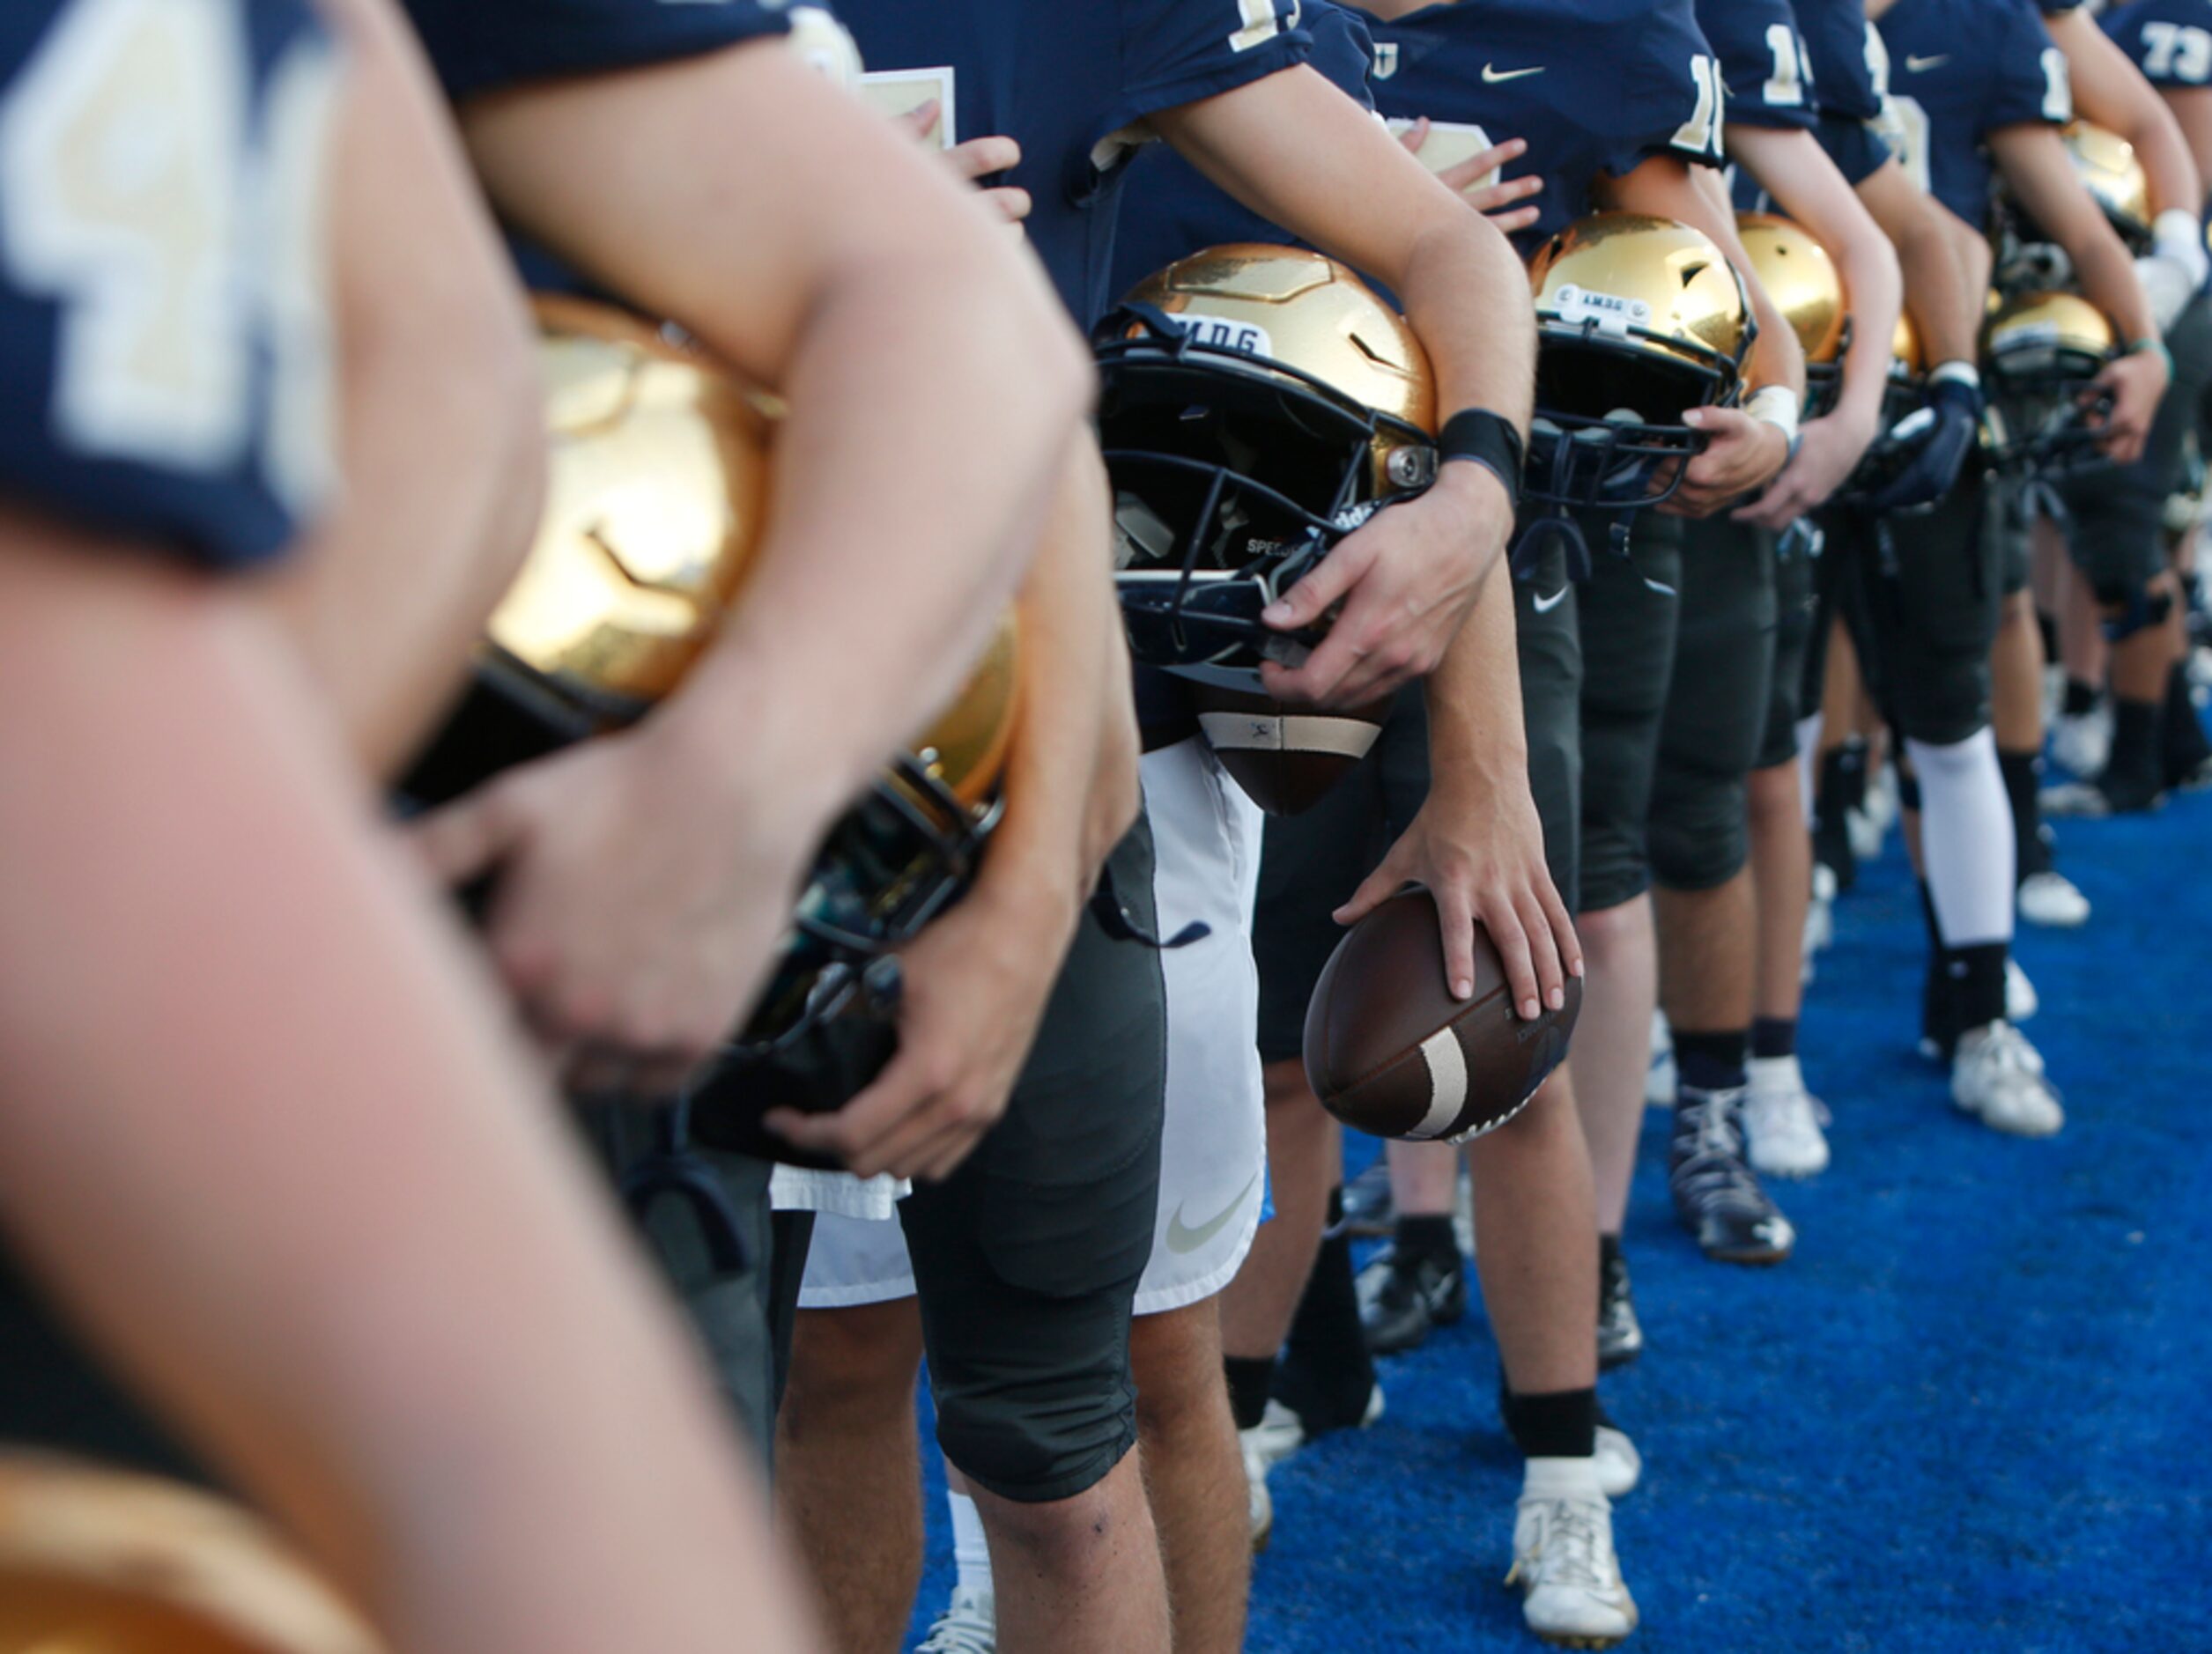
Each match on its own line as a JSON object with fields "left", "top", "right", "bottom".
{"left": 1891, "top": 646, "right": 1992, "bottom": 748}
{"left": 1649, "top": 765, "right": 1750, "bottom": 891}
{"left": 934, "top": 1365, "right": 1136, "bottom": 1506}
{"left": 2094, "top": 579, "right": 2175, "bottom": 642}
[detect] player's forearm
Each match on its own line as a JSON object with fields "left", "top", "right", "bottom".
{"left": 1395, "top": 210, "right": 1538, "bottom": 431}
{"left": 1888, "top": 191, "right": 1983, "bottom": 365}
{"left": 1422, "top": 555, "right": 1528, "bottom": 798}
{"left": 0, "top": 536, "right": 816, "bottom": 1654}
{"left": 2069, "top": 224, "right": 2162, "bottom": 342}
{"left": 970, "top": 439, "right": 1136, "bottom": 932}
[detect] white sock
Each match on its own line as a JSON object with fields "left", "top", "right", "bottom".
{"left": 1905, "top": 728, "right": 2016, "bottom": 948}
{"left": 1748, "top": 1053, "right": 1804, "bottom": 1095}
{"left": 950, "top": 1488, "right": 992, "bottom": 1598}
{"left": 1795, "top": 713, "right": 1824, "bottom": 823}
{"left": 1522, "top": 1455, "right": 1606, "bottom": 1502}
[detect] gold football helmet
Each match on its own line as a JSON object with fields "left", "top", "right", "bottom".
{"left": 0, "top": 1456, "right": 381, "bottom": 1654}
{"left": 1095, "top": 245, "right": 1437, "bottom": 688}
{"left": 2063, "top": 120, "right": 2152, "bottom": 248}
{"left": 1524, "top": 212, "right": 1753, "bottom": 513}
{"left": 1737, "top": 212, "right": 1846, "bottom": 412}
{"left": 1980, "top": 290, "right": 2119, "bottom": 475}
{"left": 401, "top": 298, "right": 1018, "bottom": 1132}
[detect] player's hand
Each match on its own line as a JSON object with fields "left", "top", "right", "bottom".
{"left": 1860, "top": 375, "right": 1981, "bottom": 514}
{"left": 1334, "top": 769, "right": 1580, "bottom": 1019}
{"left": 2089, "top": 348, "right": 2169, "bottom": 466}
{"left": 900, "top": 100, "right": 1031, "bottom": 225}
{"left": 1732, "top": 405, "right": 1878, "bottom": 528}
{"left": 763, "top": 870, "right": 1077, "bottom": 1181}
{"left": 1661, "top": 405, "right": 1790, "bottom": 517}
{"left": 411, "top": 721, "right": 817, "bottom": 1098}
{"left": 1398, "top": 121, "right": 1543, "bottom": 236}
{"left": 1260, "top": 461, "right": 1512, "bottom": 709}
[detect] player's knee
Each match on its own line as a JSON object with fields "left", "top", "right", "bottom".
{"left": 781, "top": 1302, "right": 922, "bottom": 1429}
{"left": 1892, "top": 655, "right": 1989, "bottom": 748}
{"left": 2094, "top": 573, "right": 2176, "bottom": 643}
{"left": 1649, "top": 772, "right": 1748, "bottom": 892}
{"left": 936, "top": 1376, "right": 1136, "bottom": 1507}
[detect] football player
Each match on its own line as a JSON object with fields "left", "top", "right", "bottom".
{"left": 2044, "top": 0, "right": 2212, "bottom": 814}
{"left": 0, "top": 2, "right": 825, "bottom": 1650}
{"left": 1847, "top": 0, "right": 2166, "bottom": 1133}
{"left": 774, "top": 1, "right": 1544, "bottom": 1648}
{"left": 1640, "top": 0, "right": 1904, "bottom": 1258}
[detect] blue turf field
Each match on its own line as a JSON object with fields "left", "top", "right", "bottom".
{"left": 908, "top": 778, "right": 2212, "bottom": 1652}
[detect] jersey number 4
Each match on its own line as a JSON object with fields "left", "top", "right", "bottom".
{"left": 0, "top": 0, "right": 337, "bottom": 509}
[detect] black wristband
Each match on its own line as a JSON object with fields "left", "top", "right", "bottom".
{"left": 1437, "top": 409, "right": 1524, "bottom": 506}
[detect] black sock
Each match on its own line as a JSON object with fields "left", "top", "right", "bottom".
{"left": 2103, "top": 695, "right": 2162, "bottom": 799}
{"left": 1999, "top": 747, "right": 2050, "bottom": 881}
{"left": 1276, "top": 1194, "right": 1376, "bottom": 1434}
{"left": 1224, "top": 1355, "right": 1276, "bottom": 1433}
{"left": 1750, "top": 1016, "right": 1798, "bottom": 1060}
{"left": 1500, "top": 1384, "right": 1598, "bottom": 1460}
{"left": 2061, "top": 676, "right": 2099, "bottom": 719}
{"left": 1946, "top": 941, "right": 2009, "bottom": 1031}
{"left": 2164, "top": 661, "right": 2212, "bottom": 774}
{"left": 1673, "top": 1028, "right": 1749, "bottom": 1094}
{"left": 1394, "top": 1213, "right": 1458, "bottom": 1270}
{"left": 2038, "top": 609, "right": 2060, "bottom": 664}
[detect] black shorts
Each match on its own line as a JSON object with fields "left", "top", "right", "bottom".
{"left": 2061, "top": 294, "right": 2212, "bottom": 600}
{"left": 1252, "top": 687, "right": 1430, "bottom": 1064}
{"left": 1758, "top": 528, "right": 1818, "bottom": 770}
{"left": 896, "top": 819, "right": 1167, "bottom": 1505}
{"left": 1578, "top": 513, "right": 1685, "bottom": 913}
{"left": 1652, "top": 516, "right": 1778, "bottom": 891}
{"left": 1991, "top": 469, "right": 2035, "bottom": 598}
{"left": 1816, "top": 465, "right": 1999, "bottom": 748}
{"left": 1517, "top": 535, "right": 1585, "bottom": 918}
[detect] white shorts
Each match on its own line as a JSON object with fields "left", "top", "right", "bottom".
{"left": 797, "top": 739, "right": 1268, "bottom": 1318}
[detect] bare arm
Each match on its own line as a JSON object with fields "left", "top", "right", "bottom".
{"left": 767, "top": 438, "right": 1142, "bottom": 1181}
{"left": 2164, "top": 85, "right": 2212, "bottom": 183}
{"left": 1151, "top": 66, "right": 1533, "bottom": 707}
{"left": 0, "top": 522, "right": 818, "bottom": 1654}
{"left": 1857, "top": 158, "right": 1980, "bottom": 366}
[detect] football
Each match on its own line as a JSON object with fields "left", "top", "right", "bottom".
{"left": 1303, "top": 886, "right": 1580, "bottom": 1142}
{"left": 1189, "top": 683, "right": 1387, "bottom": 816}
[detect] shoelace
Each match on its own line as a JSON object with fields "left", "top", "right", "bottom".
{"left": 1531, "top": 1500, "right": 1609, "bottom": 1591}
{"left": 1672, "top": 1094, "right": 1773, "bottom": 1215}
{"left": 916, "top": 1592, "right": 995, "bottom": 1654}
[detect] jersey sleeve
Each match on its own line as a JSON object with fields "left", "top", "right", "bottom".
{"left": 0, "top": 0, "right": 340, "bottom": 570}
{"left": 1986, "top": 0, "right": 2072, "bottom": 131}
{"left": 1814, "top": 109, "right": 1892, "bottom": 185}
{"left": 402, "top": 0, "right": 795, "bottom": 104}
{"left": 1092, "top": 0, "right": 1312, "bottom": 157}
{"left": 1705, "top": 0, "right": 1819, "bottom": 131}
{"left": 2105, "top": 1, "right": 2212, "bottom": 88}
{"left": 1610, "top": 4, "right": 1727, "bottom": 174}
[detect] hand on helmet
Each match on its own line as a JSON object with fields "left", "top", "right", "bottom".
{"left": 1258, "top": 461, "right": 1512, "bottom": 707}
{"left": 900, "top": 100, "right": 1031, "bottom": 225}
{"left": 764, "top": 868, "right": 1076, "bottom": 1181}
{"left": 1661, "top": 405, "right": 1790, "bottom": 516}
{"left": 2089, "top": 348, "right": 2168, "bottom": 466}
{"left": 410, "top": 719, "right": 817, "bottom": 1100}
{"left": 1398, "top": 122, "right": 1544, "bottom": 237}
{"left": 1861, "top": 375, "right": 1980, "bottom": 514}
{"left": 1733, "top": 403, "right": 1880, "bottom": 529}
{"left": 1333, "top": 768, "right": 1579, "bottom": 1019}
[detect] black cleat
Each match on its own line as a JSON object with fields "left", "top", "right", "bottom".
{"left": 1357, "top": 1245, "right": 1466, "bottom": 1355}
{"left": 1340, "top": 1160, "right": 1396, "bottom": 1238}
{"left": 1669, "top": 1087, "right": 1795, "bottom": 1266}
{"left": 1596, "top": 1244, "right": 1643, "bottom": 1370}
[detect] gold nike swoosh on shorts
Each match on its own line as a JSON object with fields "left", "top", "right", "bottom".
{"left": 1166, "top": 1174, "right": 1261, "bottom": 1254}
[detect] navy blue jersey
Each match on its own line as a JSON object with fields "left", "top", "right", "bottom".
{"left": 1362, "top": 0, "right": 1722, "bottom": 258}
{"left": 1112, "top": 2, "right": 1373, "bottom": 297}
{"left": 1701, "top": 0, "right": 1820, "bottom": 131}
{"left": 835, "top": 0, "right": 1308, "bottom": 327}
{"left": 1874, "top": 0, "right": 2070, "bottom": 222}
{"left": 0, "top": 0, "right": 339, "bottom": 570}
{"left": 1813, "top": 110, "right": 1893, "bottom": 184}
{"left": 2103, "top": 0, "right": 2212, "bottom": 87}
{"left": 403, "top": 0, "right": 792, "bottom": 104}
{"left": 1797, "top": 0, "right": 1883, "bottom": 122}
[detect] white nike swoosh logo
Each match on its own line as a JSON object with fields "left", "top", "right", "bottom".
{"left": 1482, "top": 63, "right": 1545, "bottom": 83}
{"left": 1533, "top": 587, "right": 1569, "bottom": 613}
{"left": 1165, "top": 1174, "right": 1259, "bottom": 1254}
{"left": 1905, "top": 54, "right": 1949, "bottom": 72}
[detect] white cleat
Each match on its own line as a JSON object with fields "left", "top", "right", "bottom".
{"left": 2017, "top": 868, "right": 2091, "bottom": 928}
{"left": 2006, "top": 956, "right": 2040, "bottom": 1023}
{"left": 1243, "top": 1435, "right": 1275, "bottom": 1554}
{"left": 1951, "top": 1023, "right": 2064, "bottom": 1138}
{"left": 1846, "top": 804, "right": 1883, "bottom": 865}
{"left": 1804, "top": 861, "right": 1837, "bottom": 962}
{"left": 1594, "top": 1426, "right": 1642, "bottom": 1500}
{"left": 1742, "top": 1055, "right": 1831, "bottom": 1178}
{"left": 1646, "top": 1010, "right": 1676, "bottom": 1108}
{"left": 2052, "top": 708, "right": 2112, "bottom": 779}
{"left": 1508, "top": 1461, "right": 1639, "bottom": 1649}
{"left": 916, "top": 1586, "right": 996, "bottom": 1654}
